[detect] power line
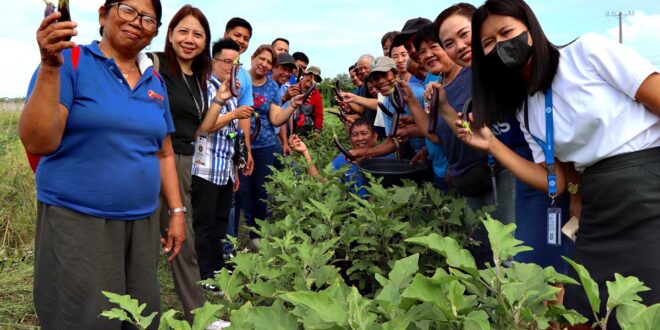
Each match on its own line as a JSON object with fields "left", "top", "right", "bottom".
{"left": 606, "top": 10, "right": 635, "bottom": 43}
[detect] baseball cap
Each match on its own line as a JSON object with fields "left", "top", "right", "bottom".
{"left": 277, "top": 52, "right": 296, "bottom": 69}
{"left": 392, "top": 17, "right": 432, "bottom": 47}
{"left": 305, "top": 66, "right": 322, "bottom": 82}
{"left": 368, "top": 56, "right": 397, "bottom": 79}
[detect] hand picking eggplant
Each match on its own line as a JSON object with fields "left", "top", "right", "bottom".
{"left": 250, "top": 112, "right": 261, "bottom": 143}
{"left": 333, "top": 130, "right": 356, "bottom": 161}
{"left": 229, "top": 61, "right": 240, "bottom": 98}
{"left": 428, "top": 87, "right": 440, "bottom": 134}
{"left": 43, "top": 0, "right": 71, "bottom": 40}
{"left": 377, "top": 102, "right": 393, "bottom": 117}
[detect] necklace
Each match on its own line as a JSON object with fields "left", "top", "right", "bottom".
{"left": 99, "top": 43, "right": 138, "bottom": 78}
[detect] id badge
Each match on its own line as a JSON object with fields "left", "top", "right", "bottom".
{"left": 193, "top": 134, "right": 210, "bottom": 166}
{"left": 547, "top": 207, "right": 562, "bottom": 246}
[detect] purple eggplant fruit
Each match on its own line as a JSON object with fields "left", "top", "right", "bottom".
{"left": 250, "top": 112, "right": 261, "bottom": 143}
{"left": 391, "top": 83, "right": 405, "bottom": 114}
{"left": 229, "top": 64, "right": 239, "bottom": 97}
{"left": 428, "top": 87, "right": 439, "bottom": 134}
{"left": 44, "top": 0, "right": 56, "bottom": 17}
{"left": 377, "top": 102, "right": 393, "bottom": 117}
{"left": 333, "top": 133, "right": 356, "bottom": 161}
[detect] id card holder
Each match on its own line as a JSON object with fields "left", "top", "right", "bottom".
{"left": 547, "top": 207, "right": 562, "bottom": 246}
{"left": 193, "top": 134, "right": 210, "bottom": 166}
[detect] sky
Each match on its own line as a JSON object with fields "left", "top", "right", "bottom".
{"left": 1, "top": 0, "right": 659, "bottom": 97}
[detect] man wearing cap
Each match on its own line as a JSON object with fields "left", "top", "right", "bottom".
{"left": 349, "top": 56, "right": 426, "bottom": 160}
{"left": 292, "top": 66, "right": 324, "bottom": 134}
{"left": 271, "top": 52, "right": 300, "bottom": 158}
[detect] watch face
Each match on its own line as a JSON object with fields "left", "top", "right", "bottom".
{"left": 568, "top": 183, "right": 579, "bottom": 195}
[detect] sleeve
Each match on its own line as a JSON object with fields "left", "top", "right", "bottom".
{"left": 270, "top": 83, "right": 282, "bottom": 106}
{"left": 26, "top": 49, "right": 75, "bottom": 111}
{"left": 238, "top": 67, "right": 254, "bottom": 107}
{"left": 579, "top": 33, "right": 658, "bottom": 99}
{"left": 515, "top": 108, "right": 545, "bottom": 164}
{"left": 312, "top": 90, "right": 323, "bottom": 129}
{"left": 161, "top": 82, "right": 175, "bottom": 134}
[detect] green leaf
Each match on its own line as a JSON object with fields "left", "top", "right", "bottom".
{"left": 405, "top": 234, "right": 478, "bottom": 276}
{"left": 547, "top": 304, "right": 589, "bottom": 326}
{"left": 615, "top": 302, "right": 647, "bottom": 329}
{"left": 606, "top": 273, "right": 650, "bottom": 310}
{"left": 347, "top": 287, "right": 377, "bottom": 330}
{"left": 191, "top": 302, "right": 223, "bottom": 330}
{"left": 387, "top": 254, "right": 419, "bottom": 289}
{"left": 392, "top": 186, "right": 415, "bottom": 204}
{"left": 463, "top": 310, "right": 490, "bottom": 330}
{"left": 227, "top": 302, "right": 253, "bottom": 330}
{"left": 543, "top": 266, "right": 580, "bottom": 285}
{"left": 247, "top": 300, "right": 298, "bottom": 330}
{"left": 626, "top": 304, "right": 660, "bottom": 330}
{"left": 281, "top": 290, "right": 348, "bottom": 326}
{"left": 100, "top": 309, "right": 132, "bottom": 323}
{"left": 483, "top": 217, "right": 532, "bottom": 263}
{"left": 563, "top": 257, "right": 601, "bottom": 317}
{"left": 401, "top": 274, "right": 453, "bottom": 318}
{"left": 101, "top": 291, "right": 157, "bottom": 329}
{"left": 205, "top": 268, "right": 244, "bottom": 302}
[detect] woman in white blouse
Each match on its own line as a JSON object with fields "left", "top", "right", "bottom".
{"left": 453, "top": 0, "right": 660, "bottom": 325}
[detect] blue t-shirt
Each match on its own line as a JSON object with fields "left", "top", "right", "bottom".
{"left": 381, "top": 82, "right": 426, "bottom": 152}
{"left": 424, "top": 73, "right": 440, "bottom": 85}
{"left": 408, "top": 75, "right": 423, "bottom": 85}
{"left": 237, "top": 66, "right": 254, "bottom": 107}
{"left": 433, "top": 68, "right": 487, "bottom": 178}
{"left": 331, "top": 154, "right": 395, "bottom": 197}
{"left": 27, "top": 42, "right": 175, "bottom": 220}
{"left": 251, "top": 77, "right": 282, "bottom": 149}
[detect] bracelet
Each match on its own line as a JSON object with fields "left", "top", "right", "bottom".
{"left": 213, "top": 96, "right": 225, "bottom": 107}
{"left": 168, "top": 207, "right": 187, "bottom": 216}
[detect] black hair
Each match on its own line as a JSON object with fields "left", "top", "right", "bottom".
{"left": 225, "top": 17, "right": 252, "bottom": 38}
{"left": 211, "top": 37, "right": 240, "bottom": 58}
{"left": 349, "top": 117, "right": 374, "bottom": 134}
{"left": 271, "top": 37, "right": 290, "bottom": 47}
{"left": 292, "top": 51, "right": 309, "bottom": 64}
{"left": 471, "top": 0, "right": 559, "bottom": 126}
{"left": 99, "top": 0, "right": 163, "bottom": 36}
{"left": 433, "top": 3, "right": 477, "bottom": 48}
{"left": 348, "top": 64, "right": 357, "bottom": 72}
{"left": 413, "top": 24, "right": 440, "bottom": 51}
{"left": 381, "top": 31, "right": 398, "bottom": 47}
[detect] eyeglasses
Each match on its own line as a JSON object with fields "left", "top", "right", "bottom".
{"left": 109, "top": 3, "right": 160, "bottom": 32}
{"left": 213, "top": 58, "right": 235, "bottom": 65}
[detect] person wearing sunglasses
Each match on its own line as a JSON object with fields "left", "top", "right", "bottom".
{"left": 20, "top": 0, "right": 182, "bottom": 328}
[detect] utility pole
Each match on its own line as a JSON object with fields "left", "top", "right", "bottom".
{"left": 606, "top": 10, "right": 635, "bottom": 43}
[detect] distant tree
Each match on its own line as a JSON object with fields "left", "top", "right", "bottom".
{"left": 318, "top": 73, "right": 355, "bottom": 108}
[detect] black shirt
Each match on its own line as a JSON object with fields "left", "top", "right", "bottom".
{"left": 149, "top": 52, "right": 206, "bottom": 155}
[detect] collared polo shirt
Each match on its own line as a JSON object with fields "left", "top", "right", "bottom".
{"left": 27, "top": 41, "right": 174, "bottom": 220}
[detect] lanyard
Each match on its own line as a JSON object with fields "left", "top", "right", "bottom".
{"left": 526, "top": 89, "right": 557, "bottom": 201}
{"left": 181, "top": 74, "right": 205, "bottom": 121}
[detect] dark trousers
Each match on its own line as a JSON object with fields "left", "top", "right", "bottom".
{"left": 34, "top": 203, "right": 160, "bottom": 330}
{"left": 237, "top": 145, "right": 275, "bottom": 238}
{"left": 191, "top": 176, "right": 233, "bottom": 280}
{"left": 152, "top": 154, "right": 204, "bottom": 322}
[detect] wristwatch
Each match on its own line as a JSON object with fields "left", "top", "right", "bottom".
{"left": 213, "top": 96, "right": 225, "bottom": 107}
{"left": 168, "top": 207, "right": 187, "bottom": 216}
{"left": 567, "top": 182, "right": 581, "bottom": 195}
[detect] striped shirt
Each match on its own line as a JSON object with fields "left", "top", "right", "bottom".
{"left": 191, "top": 76, "right": 238, "bottom": 186}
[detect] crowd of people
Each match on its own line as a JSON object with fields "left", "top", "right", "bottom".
{"left": 20, "top": 0, "right": 659, "bottom": 328}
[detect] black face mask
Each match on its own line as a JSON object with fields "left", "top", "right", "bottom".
{"left": 485, "top": 31, "right": 532, "bottom": 71}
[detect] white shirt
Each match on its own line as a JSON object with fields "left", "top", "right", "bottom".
{"left": 374, "top": 93, "right": 386, "bottom": 128}
{"left": 518, "top": 33, "right": 659, "bottom": 171}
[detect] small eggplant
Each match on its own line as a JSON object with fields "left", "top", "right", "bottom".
{"left": 391, "top": 83, "right": 405, "bottom": 114}
{"left": 333, "top": 80, "right": 343, "bottom": 102}
{"left": 296, "top": 70, "right": 303, "bottom": 84}
{"left": 58, "top": 0, "right": 71, "bottom": 23}
{"left": 427, "top": 87, "right": 439, "bottom": 134}
{"left": 44, "top": 0, "right": 56, "bottom": 17}
{"left": 229, "top": 63, "right": 239, "bottom": 97}
{"left": 250, "top": 112, "right": 261, "bottom": 143}
{"left": 389, "top": 108, "right": 400, "bottom": 139}
{"left": 333, "top": 132, "right": 356, "bottom": 161}
{"left": 377, "top": 102, "right": 393, "bottom": 117}
{"left": 301, "top": 85, "right": 315, "bottom": 104}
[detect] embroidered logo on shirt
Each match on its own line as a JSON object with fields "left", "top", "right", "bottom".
{"left": 253, "top": 93, "right": 267, "bottom": 108}
{"left": 147, "top": 90, "right": 165, "bottom": 103}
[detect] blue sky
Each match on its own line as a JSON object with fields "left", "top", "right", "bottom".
{"left": 1, "top": 0, "right": 659, "bottom": 97}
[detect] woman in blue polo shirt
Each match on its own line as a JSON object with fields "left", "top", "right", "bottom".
{"left": 19, "top": 0, "right": 184, "bottom": 328}
{"left": 237, "top": 44, "right": 301, "bottom": 247}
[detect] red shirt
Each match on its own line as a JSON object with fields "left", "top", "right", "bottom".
{"left": 307, "top": 89, "right": 323, "bottom": 129}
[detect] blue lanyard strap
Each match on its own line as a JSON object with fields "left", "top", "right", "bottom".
{"left": 528, "top": 89, "right": 556, "bottom": 198}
